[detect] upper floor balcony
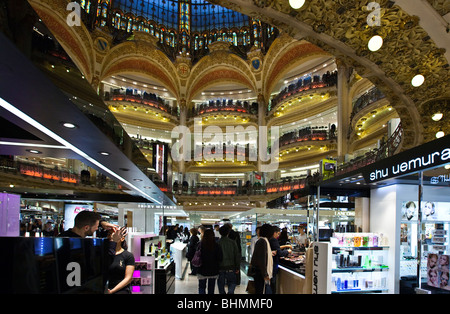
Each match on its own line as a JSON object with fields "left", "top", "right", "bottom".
{"left": 269, "top": 71, "right": 338, "bottom": 113}
{"left": 189, "top": 99, "right": 258, "bottom": 118}
{"left": 105, "top": 89, "right": 178, "bottom": 117}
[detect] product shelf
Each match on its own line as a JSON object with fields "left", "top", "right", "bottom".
{"left": 332, "top": 266, "right": 389, "bottom": 273}
{"left": 331, "top": 288, "right": 389, "bottom": 294}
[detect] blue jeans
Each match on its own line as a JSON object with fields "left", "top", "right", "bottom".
{"left": 198, "top": 278, "right": 216, "bottom": 294}
{"left": 218, "top": 270, "right": 237, "bottom": 294}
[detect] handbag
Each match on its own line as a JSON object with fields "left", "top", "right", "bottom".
{"left": 191, "top": 243, "right": 202, "bottom": 268}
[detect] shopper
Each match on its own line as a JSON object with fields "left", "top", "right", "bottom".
{"left": 57, "top": 211, "right": 120, "bottom": 238}
{"left": 250, "top": 226, "right": 261, "bottom": 258}
{"left": 197, "top": 229, "right": 223, "bottom": 294}
{"left": 214, "top": 224, "right": 221, "bottom": 241}
{"left": 198, "top": 225, "right": 206, "bottom": 240}
{"left": 42, "top": 221, "right": 54, "bottom": 237}
{"left": 57, "top": 211, "right": 101, "bottom": 238}
{"left": 278, "top": 227, "right": 289, "bottom": 246}
{"left": 295, "top": 225, "right": 309, "bottom": 249}
{"left": 217, "top": 225, "right": 241, "bottom": 294}
{"left": 226, "top": 223, "right": 242, "bottom": 284}
{"left": 250, "top": 223, "right": 274, "bottom": 294}
{"left": 106, "top": 229, "right": 135, "bottom": 294}
{"left": 186, "top": 228, "right": 200, "bottom": 275}
{"left": 269, "top": 226, "right": 291, "bottom": 294}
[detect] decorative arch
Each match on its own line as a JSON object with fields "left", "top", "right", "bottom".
{"left": 100, "top": 40, "right": 180, "bottom": 98}
{"left": 187, "top": 67, "right": 254, "bottom": 103}
{"left": 262, "top": 40, "right": 331, "bottom": 100}
{"left": 29, "top": 0, "right": 94, "bottom": 82}
{"left": 186, "top": 49, "right": 256, "bottom": 103}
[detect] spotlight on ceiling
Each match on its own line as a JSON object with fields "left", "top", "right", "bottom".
{"left": 411, "top": 74, "right": 425, "bottom": 87}
{"left": 289, "top": 0, "right": 305, "bottom": 9}
{"left": 431, "top": 112, "right": 443, "bottom": 121}
{"left": 368, "top": 35, "right": 383, "bottom": 52}
{"left": 436, "top": 131, "right": 445, "bottom": 138}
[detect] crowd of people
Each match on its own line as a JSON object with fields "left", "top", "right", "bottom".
{"left": 56, "top": 211, "right": 312, "bottom": 295}
{"left": 182, "top": 222, "right": 310, "bottom": 295}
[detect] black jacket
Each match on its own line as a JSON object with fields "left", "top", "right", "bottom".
{"left": 250, "top": 238, "right": 269, "bottom": 278}
{"left": 186, "top": 234, "right": 199, "bottom": 261}
{"left": 198, "top": 242, "right": 223, "bottom": 276}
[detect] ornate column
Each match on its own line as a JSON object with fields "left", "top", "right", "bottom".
{"left": 177, "top": 98, "right": 188, "bottom": 178}
{"left": 336, "top": 59, "right": 352, "bottom": 162}
{"left": 257, "top": 93, "right": 267, "bottom": 173}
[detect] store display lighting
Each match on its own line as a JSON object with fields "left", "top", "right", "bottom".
{"left": 99, "top": 151, "right": 110, "bottom": 156}
{"left": 411, "top": 74, "right": 425, "bottom": 87}
{"left": 368, "top": 35, "right": 383, "bottom": 52}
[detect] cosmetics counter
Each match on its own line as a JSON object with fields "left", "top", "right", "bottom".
{"left": 130, "top": 234, "right": 175, "bottom": 294}
{"left": 276, "top": 248, "right": 313, "bottom": 294}
{"left": 313, "top": 233, "right": 390, "bottom": 294}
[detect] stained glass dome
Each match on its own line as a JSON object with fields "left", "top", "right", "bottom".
{"left": 80, "top": 0, "right": 278, "bottom": 60}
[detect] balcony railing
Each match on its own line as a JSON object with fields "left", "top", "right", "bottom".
{"left": 172, "top": 177, "right": 309, "bottom": 196}
{"left": 335, "top": 122, "right": 403, "bottom": 176}
{"left": 350, "top": 87, "right": 386, "bottom": 121}
{"left": 279, "top": 126, "right": 336, "bottom": 147}
{"left": 106, "top": 90, "right": 178, "bottom": 117}
{"left": 190, "top": 99, "right": 258, "bottom": 117}
{"left": 269, "top": 71, "right": 338, "bottom": 112}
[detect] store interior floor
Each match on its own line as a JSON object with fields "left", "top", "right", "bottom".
{"left": 174, "top": 261, "right": 250, "bottom": 294}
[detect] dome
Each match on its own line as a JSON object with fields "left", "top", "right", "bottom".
{"left": 84, "top": 0, "right": 278, "bottom": 60}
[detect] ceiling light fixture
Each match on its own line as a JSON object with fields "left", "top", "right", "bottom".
{"left": 61, "top": 122, "right": 77, "bottom": 129}
{"left": 432, "top": 112, "right": 443, "bottom": 121}
{"left": 411, "top": 74, "right": 425, "bottom": 87}
{"left": 436, "top": 131, "right": 445, "bottom": 138}
{"left": 368, "top": 35, "right": 383, "bottom": 52}
{"left": 99, "top": 151, "right": 110, "bottom": 156}
{"left": 289, "top": 0, "right": 305, "bottom": 9}
{"left": 26, "top": 149, "right": 42, "bottom": 154}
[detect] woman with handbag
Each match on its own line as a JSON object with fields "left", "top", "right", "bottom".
{"left": 196, "top": 228, "right": 223, "bottom": 294}
{"left": 249, "top": 224, "right": 274, "bottom": 294}
{"left": 186, "top": 228, "right": 200, "bottom": 275}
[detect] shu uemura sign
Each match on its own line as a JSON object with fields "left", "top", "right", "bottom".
{"left": 362, "top": 135, "right": 450, "bottom": 183}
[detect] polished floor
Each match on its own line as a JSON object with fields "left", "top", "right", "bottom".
{"left": 174, "top": 261, "right": 250, "bottom": 294}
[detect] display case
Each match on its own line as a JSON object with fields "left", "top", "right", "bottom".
{"left": 130, "top": 234, "right": 174, "bottom": 294}
{"left": 279, "top": 250, "right": 306, "bottom": 275}
{"left": 313, "top": 233, "right": 390, "bottom": 294}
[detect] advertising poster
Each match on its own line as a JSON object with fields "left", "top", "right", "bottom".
{"left": 401, "top": 201, "right": 450, "bottom": 222}
{"left": 427, "top": 253, "right": 450, "bottom": 290}
{"left": 64, "top": 204, "right": 94, "bottom": 230}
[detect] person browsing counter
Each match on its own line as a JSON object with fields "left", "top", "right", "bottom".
{"left": 250, "top": 224, "right": 274, "bottom": 294}
{"left": 269, "top": 226, "right": 291, "bottom": 294}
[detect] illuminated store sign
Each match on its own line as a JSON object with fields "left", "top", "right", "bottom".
{"left": 363, "top": 135, "right": 450, "bottom": 183}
